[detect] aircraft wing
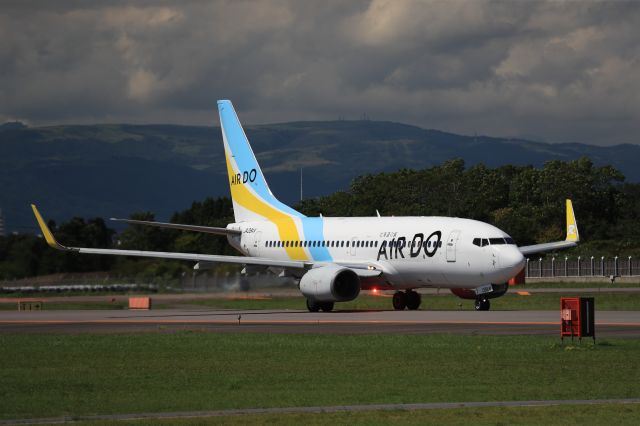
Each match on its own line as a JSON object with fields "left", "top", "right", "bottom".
{"left": 110, "top": 217, "right": 241, "bottom": 236}
{"left": 518, "top": 199, "right": 579, "bottom": 256}
{"left": 32, "top": 205, "right": 386, "bottom": 278}
{"left": 32, "top": 205, "right": 307, "bottom": 269}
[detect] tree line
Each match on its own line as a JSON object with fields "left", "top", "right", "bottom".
{"left": 1, "top": 157, "right": 639, "bottom": 280}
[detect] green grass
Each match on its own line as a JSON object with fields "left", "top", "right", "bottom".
{"left": 2, "top": 292, "right": 638, "bottom": 311}
{"left": 1, "top": 291, "right": 639, "bottom": 311}
{"left": 1, "top": 333, "right": 639, "bottom": 420}
{"left": 184, "top": 292, "right": 640, "bottom": 311}
{"left": 68, "top": 404, "right": 640, "bottom": 425}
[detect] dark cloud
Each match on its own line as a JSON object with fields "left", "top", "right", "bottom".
{"left": 0, "top": 0, "right": 638, "bottom": 145}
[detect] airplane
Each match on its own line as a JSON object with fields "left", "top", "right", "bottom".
{"left": 31, "top": 99, "right": 580, "bottom": 312}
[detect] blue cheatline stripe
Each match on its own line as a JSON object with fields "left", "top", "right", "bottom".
{"left": 301, "top": 217, "right": 332, "bottom": 261}
{"left": 218, "top": 100, "right": 304, "bottom": 218}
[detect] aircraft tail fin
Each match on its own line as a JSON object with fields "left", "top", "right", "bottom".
{"left": 217, "top": 100, "right": 304, "bottom": 223}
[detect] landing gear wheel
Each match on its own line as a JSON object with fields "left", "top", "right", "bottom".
{"left": 405, "top": 290, "right": 421, "bottom": 310}
{"left": 392, "top": 291, "right": 407, "bottom": 310}
{"left": 320, "top": 301, "right": 334, "bottom": 312}
{"left": 306, "top": 299, "right": 321, "bottom": 312}
{"left": 474, "top": 298, "right": 490, "bottom": 311}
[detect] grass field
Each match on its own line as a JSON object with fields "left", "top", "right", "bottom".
{"left": 68, "top": 404, "right": 640, "bottom": 425}
{"left": 1, "top": 292, "right": 639, "bottom": 311}
{"left": 1, "top": 333, "right": 639, "bottom": 421}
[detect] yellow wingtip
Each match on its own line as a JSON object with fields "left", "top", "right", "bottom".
{"left": 565, "top": 199, "right": 579, "bottom": 242}
{"left": 31, "top": 204, "right": 67, "bottom": 250}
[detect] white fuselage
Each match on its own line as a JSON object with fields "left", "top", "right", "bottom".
{"left": 228, "top": 216, "right": 526, "bottom": 290}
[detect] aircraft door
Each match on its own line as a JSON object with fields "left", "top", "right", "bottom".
{"left": 446, "top": 230, "right": 461, "bottom": 262}
{"left": 350, "top": 237, "right": 358, "bottom": 256}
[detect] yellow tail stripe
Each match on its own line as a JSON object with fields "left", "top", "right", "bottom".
{"left": 225, "top": 154, "right": 308, "bottom": 260}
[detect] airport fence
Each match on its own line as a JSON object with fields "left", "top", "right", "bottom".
{"left": 525, "top": 256, "right": 640, "bottom": 278}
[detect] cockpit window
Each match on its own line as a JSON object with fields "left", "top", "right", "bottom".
{"left": 475, "top": 237, "right": 517, "bottom": 246}
{"left": 473, "top": 238, "right": 489, "bottom": 247}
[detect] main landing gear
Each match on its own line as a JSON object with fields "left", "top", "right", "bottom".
{"left": 392, "top": 290, "right": 421, "bottom": 310}
{"left": 306, "top": 299, "right": 334, "bottom": 312}
{"left": 475, "top": 298, "right": 490, "bottom": 311}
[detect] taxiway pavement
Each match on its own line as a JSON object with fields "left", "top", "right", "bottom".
{"left": 1, "top": 308, "right": 639, "bottom": 336}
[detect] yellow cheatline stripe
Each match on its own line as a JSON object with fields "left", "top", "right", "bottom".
{"left": 565, "top": 199, "right": 579, "bottom": 242}
{"left": 30, "top": 204, "right": 66, "bottom": 250}
{"left": 225, "top": 154, "right": 308, "bottom": 260}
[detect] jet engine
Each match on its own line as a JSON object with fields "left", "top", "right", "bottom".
{"left": 299, "top": 265, "right": 361, "bottom": 302}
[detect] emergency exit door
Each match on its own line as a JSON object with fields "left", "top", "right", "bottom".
{"left": 446, "top": 230, "right": 461, "bottom": 262}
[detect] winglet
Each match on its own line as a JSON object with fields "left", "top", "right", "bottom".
{"left": 565, "top": 199, "right": 579, "bottom": 242}
{"left": 31, "top": 204, "right": 72, "bottom": 251}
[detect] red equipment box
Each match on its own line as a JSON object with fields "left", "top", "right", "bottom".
{"left": 560, "top": 297, "right": 595, "bottom": 342}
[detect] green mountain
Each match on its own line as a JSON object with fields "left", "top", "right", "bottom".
{"left": 1, "top": 121, "right": 639, "bottom": 233}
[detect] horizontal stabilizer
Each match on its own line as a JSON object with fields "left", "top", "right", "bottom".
{"left": 110, "top": 218, "right": 241, "bottom": 236}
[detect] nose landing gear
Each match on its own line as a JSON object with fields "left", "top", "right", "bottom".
{"left": 475, "top": 298, "right": 490, "bottom": 311}
{"left": 393, "top": 290, "right": 422, "bottom": 310}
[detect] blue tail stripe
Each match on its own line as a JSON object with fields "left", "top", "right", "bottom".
{"left": 218, "top": 100, "right": 304, "bottom": 218}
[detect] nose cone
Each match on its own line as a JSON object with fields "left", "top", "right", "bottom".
{"left": 503, "top": 247, "right": 526, "bottom": 272}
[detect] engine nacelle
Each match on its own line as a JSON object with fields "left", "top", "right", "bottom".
{"left": 299, "top": 265, "right": 361, "bottom": 302}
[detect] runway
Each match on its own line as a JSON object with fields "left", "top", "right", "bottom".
{"left": 2, "top": 308, "right": 640, "bottom": 336}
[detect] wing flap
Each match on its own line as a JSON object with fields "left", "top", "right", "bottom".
{"left": 76, "top": 247, "right": 308, "bottom": 269}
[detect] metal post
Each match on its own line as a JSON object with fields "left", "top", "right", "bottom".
{"left": 629, "top": 256, "right": 632, "bottom": 276}
{"left": 551, "top": 257, "right": 556, "bottom": 277}
{"left": 590, "top": 256, "right": 594, "bottom": 276}
{"left": 564, "top": 256, "right": 568, "bottom": 277}
{"left": 577, "top": 256, "right": 581, "bottom": 277}
{"left": 614, "top": 256, "right": 618, "bottom": 277}
{"left": 537, "top": 257, "right": 543, "bottom": 278}
{"left": 526, "top": 258, "right": 530, "bottom": 278}
{"left": 601, "top": 256, "right": 605, "bottom": 276}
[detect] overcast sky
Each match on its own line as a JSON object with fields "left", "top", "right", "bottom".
{"left": 1, "top": 0, "right": 639, "bottom": 145}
